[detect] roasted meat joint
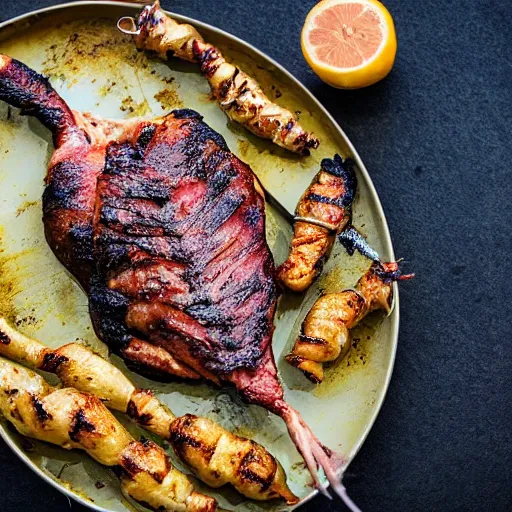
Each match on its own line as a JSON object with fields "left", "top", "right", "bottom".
{"left": 0, "top": 53, "right": 364, "bottom": 510}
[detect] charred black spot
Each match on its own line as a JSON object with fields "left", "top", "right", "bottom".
{"left": 298, "top": 334, "right": 328, "bottom": 345}
{"left": 4, "top": 388, "right": 18, "bottom": 396}
{"left": 120, "top": 453, "right": 142, "bottom": 477}
{"left": 138, "top": 413, "right": 153, "bottom": 425}
{"left": 244, "top": 205, "right": 262, "bottom": 227}
{"left": 239, "top": 449, "right": 274, "bottom": 491}
{"left": 41, "top": 351, "right": 69, "bottom": 372}
{"left": 321, "top": 154, "right": 357, "bottom": 206}
{"left": 170, "top": 429, "right": 202, "bottom": 449}
{"left": 303, "top": 370, "right": 322, "bottom": 384}
{"left": 285, "top": 354, "right": 306, "bottom": 368}
{"left": 185, "top": 115, "right": 228, "bottom": 151}
{"left": 137, "top": 124, "right": 157, "bottom": 152}
{"left": 199, "top": 47, "right": 221, "bottom": 78}
{"left": 169, "top": 415, "right": 214, "bottom": 459}
{"left": 338, "top": 227, "right": 380, "bottom": 262}
{"left": 0, "top": 331, "right": 10, "bottom": 344}
{"left": 31, "top": 396, "right": 52, "bottom": 423}
{"left": 82, "top": 129, "right": 92, "bottom": 144}
{"left": 10, "top": 407, "right": 23, "bottom": 422}
{"left": 207, "top": 156, "right": 237, "bottom": 195}
{"left": 171, "top": 108, "right": 203, "bottom": 120}
{"left": 0, "top": 57, "right": 76, "bottom": 142}
{"left": 69, "top": 223, "right": 94, "bottom": 264}
{"left": 69, "top": 409, "right": 96, "bottom": 442}
{"left": 186, "top": 302, "right": 225, "bottom": 326}
{"left": 127, "top": 399, "right": 154, "bottom": 425}
{"left": 43, "top": 160, "right": 94, "bottom": 219}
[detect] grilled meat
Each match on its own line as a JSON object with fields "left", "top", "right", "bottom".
{"left": 286, "top": 262, "right": 414, "bottom": 382}
{"left": 119, "top": 1, "right": 319, "bottom": 155}
{"left": 0, "top": 358, "right": 215, "bottom": 511}
{"left": 277, "top": 154, "right": 357, "bottom": 291}
{"left": 0, "top": 318, "right": 297, "bottom": 504}
{"left": 0, "top": 55, "right": 357, "bottom": 507}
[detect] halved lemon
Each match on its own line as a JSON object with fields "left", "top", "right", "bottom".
{"left": 301, "top": 0, "right": 397, "bottom": 89}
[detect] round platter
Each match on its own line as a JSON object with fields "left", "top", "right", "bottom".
{"left": 0, "top": 2, "right": 399, "bottom": 511}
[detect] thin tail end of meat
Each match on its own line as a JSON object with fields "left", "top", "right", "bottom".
{"left": 0, "top": 53, "right": 77, "bottom": 145}
{"left": 277, "top": 400, "right": 362, "bottom": 512}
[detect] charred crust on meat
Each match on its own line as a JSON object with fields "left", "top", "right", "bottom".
{"left": 69, "top": 224, "right": 94, "bottom": 263}
{"left": 320, "top": 154, "right": 357, "bottom": 206}
{"left": 0, "top": 330, "right": 10, "bottom": 344}
{"left": 43, "top": 161, "right": 90, "bottom": 212}
{"left": 0, "top": 57, "right": 77, "bottom": 142}
{"left": 170, "top": 108, "right": 203, "bottom": 120}
{"left": 69, "top": 409, "right": 96, "bottom": 442}
{"left": 41, "top": 107, "right": 278, "bottom": 378}
{"left": 41, "top": 351, "right": 69, "bottom": 372}
{"left": 31, "top": 395, "right": 52, "bottom": 423}
{"left": 136, "top": 124, "right": 157, "bottom": 151}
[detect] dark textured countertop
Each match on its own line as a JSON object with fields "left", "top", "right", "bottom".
{"left": 0, "top": 1, "right": 511, "bottom": 511}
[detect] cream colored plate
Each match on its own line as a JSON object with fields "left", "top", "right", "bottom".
{"left": 0, "top": 3, "right": 399, "bottom": 511}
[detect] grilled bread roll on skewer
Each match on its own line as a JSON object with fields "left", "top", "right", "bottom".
{"left": 118, "top": 1, "right": 319, "bottom": 155}
{"left": 0, "top": 319, "right": 297, "bottom": 504}
{"left": 286, "top": 261, "right": 413, "bottom": 382}
{"left": 0, "top": 358, "right": 215, "bottom": 512}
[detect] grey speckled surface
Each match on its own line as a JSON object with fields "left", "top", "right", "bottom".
{"left": 0, "top": 1, "right": 511, "bottom": 511}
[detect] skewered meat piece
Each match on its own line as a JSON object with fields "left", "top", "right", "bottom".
{"left": 277, "top": 154, "right": 382, "bottom": 292}
{"left": 0, "top": 358, "right": 215, "bottom": 511}
{"left": 118, "top": 1, "right": 319, "bottom": 155}
{"left": 277, "top": 154, "right": 357, "bottom": 292}
{"left": 0, "top": 318, "right": 297, "bottom": 504}
{"left": 0, "top": 56, "right": 358, "bottom": 507}
{"left": 286, "top": 262, "right": 413, "bottom": 383}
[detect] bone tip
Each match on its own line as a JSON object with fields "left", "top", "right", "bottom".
{"left": 331, "top": 481, "right": 363, "bottom": 512}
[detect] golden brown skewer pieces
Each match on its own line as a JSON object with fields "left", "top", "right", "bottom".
{"left": 277, "top": 154, "right": 357, "bottom": 292}
{"left": 0, "top": 358, "right": 215, "bottom": 512}
{"left": 0, "top": 319, "right": 298, "bottom": 504}
{"left": 127, "top": 1, "right": 319, "bottom": 155}
{"left": 286, "top": 261, "right": 413, "bottom": 382}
